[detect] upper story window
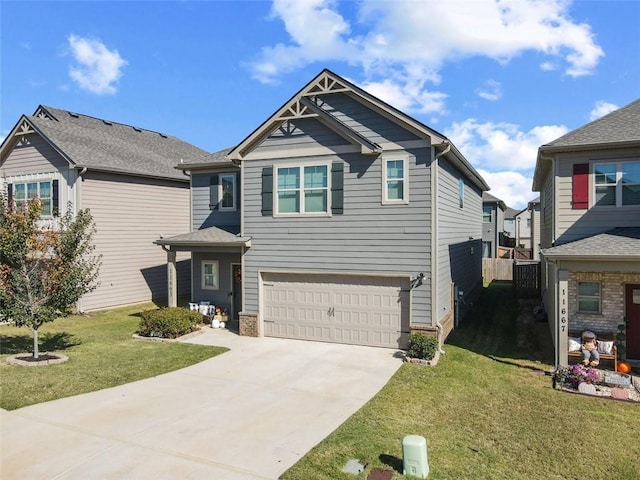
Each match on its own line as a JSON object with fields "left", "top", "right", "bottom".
{"left": 209, "top": 173, "right": 237, "bottom": 212}
{"left": 276, "top": 164, "right": 329, "bottom": 215}
{"left": 13, "top": 181, "right": 53, "bottom": 217}
{"left": 458, "top": 179, "right": 464, "bottom": 208}
{"left": 382, "top": 157, "right": 408, "bottom": 204}
{"left": 482, "top": 205, "right": 493, "bottom": 223}
{"left": 594, "top": 161, "right": 640, "bottom": 207}
{"left": 219, "top": 174, "right": 236, "bottom": 211}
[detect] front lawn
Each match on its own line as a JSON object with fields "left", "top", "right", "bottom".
{"left": 282, "top": 282, "right": 640, "bottom": 480}
{"left": 0, "top": 304, "right": 227, "bottom": 410}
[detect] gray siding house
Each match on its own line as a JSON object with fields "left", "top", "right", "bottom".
{"left": 158, "top": 70, "right": 489, "bottom": 349}
{"left": 532, "top": 98, "right": 640, "bottom": 367}
{"left": 482, "top": 192, "right": 506, "bottom": 257}
{"left": 0, "top": 106, "right": 209, "bottom": 311}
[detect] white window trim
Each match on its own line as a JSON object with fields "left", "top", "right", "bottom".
{"left": 382, "top": 156, "right": 409, "bottom": 205}
{"left": 577, "top": 281, "right": 601, "bottom": 314}
{"left": 11, "top": 179, "right": 54, "bottom": 218}
{"left": 273, "top": 161, "right": 332, "bottom": 217}
{"left": 201, "top": 260, "right": 219, "bottom": 290}
{"left": 218, "top": 174, "right": 236, "bottom": 212}
{"left": 592, "top": 159, "right": 640, "bottom": 208}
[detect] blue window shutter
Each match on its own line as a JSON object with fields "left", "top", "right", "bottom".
{"left": 52, "top": 179, "right": 59, "bottom": 216}
{"left": 331, "top": 162, "right": 344, "bottom": 214}
{"left": 7, "top": 183, "right": 13, "bottom": 209}
{"left": 262, "top": 167, "right": 273, "bottom": 216}
{"left": 209, "top": 175, "right": 219, "bottom": 210}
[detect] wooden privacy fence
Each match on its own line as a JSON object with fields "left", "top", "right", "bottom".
{"left": 513, "top": 261, "right": 541, "bottom": 298}
{"left": 483, "top": 259, "right": 542, "bottom": 298}
{"left": 482, "top": 258, "right": 513, "bottom": 282}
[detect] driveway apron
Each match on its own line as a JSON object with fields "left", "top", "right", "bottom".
{"left": 1, "top": 329, "right": 402, "bottom": 479}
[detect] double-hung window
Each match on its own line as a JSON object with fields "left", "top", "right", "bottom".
{"left": 482, "top": 205, "right": 493, "bottom": 223}
{"left": 13, "top": 181, "right": 53, "bottom": 216}
{"left": 201, "top": 261, "right": 219, "bottom": 290}
{"left": 276, "top": 164, "right": 329, "bottom": 215}
{"left": 594, "top": 161, "right": 640, "bottom": 207}
{"left": 383, "top": 158, "right": 408, "bottom": 204}
{"left": 577, "top": 281, "right": 600, "bottom": 313}
{"left": 219, "top": 174, "right": 236, "bottom": 211}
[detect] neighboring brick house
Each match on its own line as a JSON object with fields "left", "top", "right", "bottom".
{"left": 157, "top": 69, "right": 490, "bottom": 349}
{"left": 532, "top": 99, "right": 640, "bottom": 366}
{"left": 0, "top": 105, "right": 208, "bottom": 310}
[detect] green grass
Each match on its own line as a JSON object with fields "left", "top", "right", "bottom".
{"left": 0, "top": 303, "right": 227, "bottom": 410}
{"left": 282, "top": 282, "right": 640, "bottom": 480}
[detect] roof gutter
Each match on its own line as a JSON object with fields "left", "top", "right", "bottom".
{"left": 542, "top": 253, "right": 640, "bottom": 262}
{"left": 154, "top": 239, "right": 252, "bottom": 248}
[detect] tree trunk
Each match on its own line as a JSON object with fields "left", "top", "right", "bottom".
{"left": 33, "top": 328, "right": 39, "bottom": 359}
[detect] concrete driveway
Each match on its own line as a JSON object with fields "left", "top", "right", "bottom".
{"left": 1, "top": 329, "right": 402, "bottom": 479}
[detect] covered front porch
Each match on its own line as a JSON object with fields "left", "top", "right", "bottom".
{"left": 542, "top": 228, "right": 640, "bottom": 370}
{"left": 154, "top": 227, "right": 251, "bottom": 323}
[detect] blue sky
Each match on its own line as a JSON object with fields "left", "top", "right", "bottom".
{"left": 2, "top": 0, "right": 639, "bottom": 209}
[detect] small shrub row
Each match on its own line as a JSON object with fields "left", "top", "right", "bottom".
{"left": 408, "top": 331, "right": 438, "bottom": 360}
{"left": 138, "top": 307, "right": 202, "bottom": 339}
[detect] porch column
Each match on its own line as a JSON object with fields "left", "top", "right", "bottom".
{"left": 557, "top": 269, "right": 569, "bottom": 366}
{"left": 167, "top": 249, "right": 177, "bottom": 307}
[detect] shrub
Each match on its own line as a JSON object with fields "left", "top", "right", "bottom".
{"left": 408, "top": 331, "right": 438, "bottom": 360}
{"left": 138, "top": 307, "right": 202, "bottom": 339}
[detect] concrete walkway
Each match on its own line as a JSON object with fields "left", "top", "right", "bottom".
{"left": 1, "top": 329, "right": 402, "bottom": 479}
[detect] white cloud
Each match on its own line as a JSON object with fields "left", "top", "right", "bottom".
{"left": 477, "top": 80, "right": 502, "bottom": 101}
{"left": 540, "top": 61, "right": 557, "bottom": 71}
{"left": 478, "top": 169, "right": 538, "bottom": 209}
{"left": 589, "top": 100, "right": 618, "bottom": 121}
{"left": 250, "top": 0, "right": 604, "bottom": 108}
{"left": 444, "top": 119, "right": 569, "bottom": 208}
{"left": 359, "top": 77, "right": 448, "bottom": 114}
{"left": 445, "top": 119, "right": 568, "bottom": 171}
{"left": 67, "top": 34, "right": 127, "bottom": 95}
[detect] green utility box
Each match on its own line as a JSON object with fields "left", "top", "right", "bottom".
{"left": 402, "top": 435, "right": 429, "bottom": 479}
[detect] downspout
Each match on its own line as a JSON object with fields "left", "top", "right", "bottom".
{"left": 180, "top": 167, "right": 193, "bottom": 300}
{"left": 432, "top": 141, "right": 450, "bottom": 355}
{"left": 75, "top": 167, "right": 87, "bottom": 313}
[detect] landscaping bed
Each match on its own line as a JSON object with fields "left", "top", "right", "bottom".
{"left": 0, "top": 303, "right": 227, "bottom": 410}
{"left": 553, "top": 364, "right": 640, "bottom": 402}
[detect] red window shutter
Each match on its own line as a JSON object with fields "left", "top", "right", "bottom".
{"left": 572, "top": 163, "right": 589, "bottom": 209}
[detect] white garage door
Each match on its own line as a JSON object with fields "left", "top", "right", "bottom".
{"left": 262, "top": 273, "right": 410, "bottom": 348}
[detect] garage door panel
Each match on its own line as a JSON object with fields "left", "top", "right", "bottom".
{"left": 263, "top": 273, "right": 409, "bottom": 348}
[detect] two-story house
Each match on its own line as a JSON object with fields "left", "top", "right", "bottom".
{"left": 156, "top": 69, "right": 489, "bottom": 349}
{"left": 503, "top": 207, "right": 519, "bottom": 246}
{"left": 482, "top": 192, "right": 507, "bottom": 257}
{"left": 527, "top": 196, "right": 541, "bottom": 261}
{"left": 532, "top": 99, "right": 640, "bottom": 367}
{"left": 0, "top": 106, "right": 208, "bottom": 310}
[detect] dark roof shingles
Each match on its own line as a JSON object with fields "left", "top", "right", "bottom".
{"left": 29, "top": 106, "right": 210, "bottom": 180}
{"left": 544, "top": 99, "right": 640, "bottom": 149}
{"left": 542, "top": 227, "right": 640, "bottom": 258}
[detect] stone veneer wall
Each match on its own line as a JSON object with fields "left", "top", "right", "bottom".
{"left": 569, "top": 271, "right": 640, "bottom": 333}
{"left": 239, "top": 312, "right": 259, "bottom": 337}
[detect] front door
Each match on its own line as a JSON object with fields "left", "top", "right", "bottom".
{"left": 231, "top": 264, "right": 242, "bottom": 321}
{"left": 626, "top": 284, "right": 640, "bottom": 360}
